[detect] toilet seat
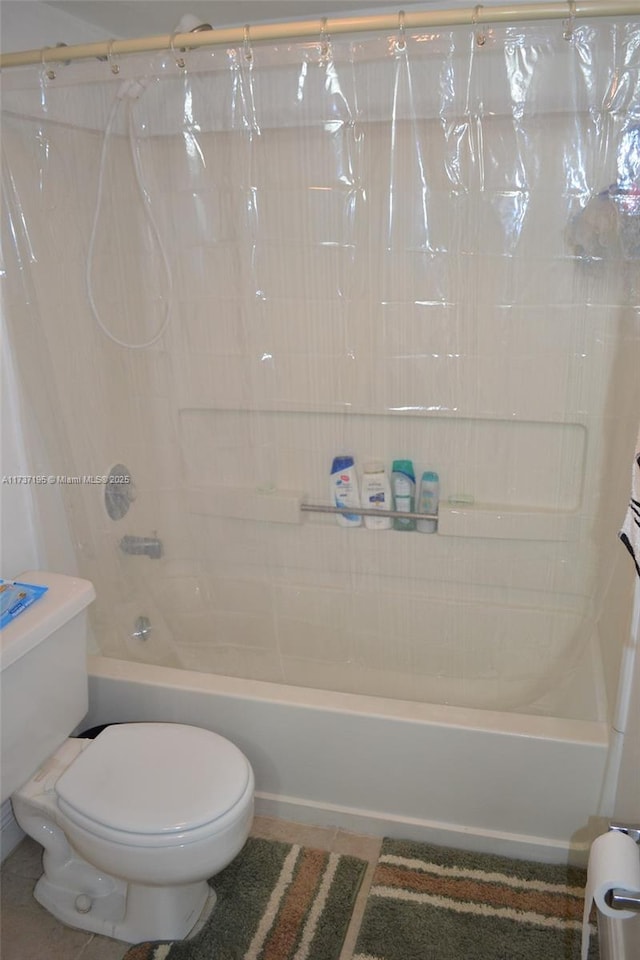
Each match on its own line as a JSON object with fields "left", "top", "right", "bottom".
{"left": 55, "top": 722, "right": 251, "bottom": 845}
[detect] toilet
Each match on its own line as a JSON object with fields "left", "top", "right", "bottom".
{"left": 0, "top": 571, "right": 255, "bottom": 943}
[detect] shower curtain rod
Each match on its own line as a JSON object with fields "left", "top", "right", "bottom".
{"left": 1, "top": 0, "right": 639, "bottom": 69}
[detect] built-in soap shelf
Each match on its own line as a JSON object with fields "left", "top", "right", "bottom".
{"left": 188, "top": 487, "right": 580, "bottom": 542}
{"left": 189, "top": 486, "right": 304, "bottom": 525}
{"left": 437, "top": 502, "right": 579, "bottom": 542}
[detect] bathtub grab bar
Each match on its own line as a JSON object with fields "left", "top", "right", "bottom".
{"left": 301, "top": 503, "right": 438, "bottom": 521}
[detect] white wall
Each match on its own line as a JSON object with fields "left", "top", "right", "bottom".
{"left": 0, "top": 316, "right": 41, "bottom": 577}
{"left": 0, "top": 1, "right": 112, "bottom": 53}
{"left": 0, "top": 322, "right": 78, "bottom": 581}
{"left": 0, "top": 0, "right": 100, "bottom": 579}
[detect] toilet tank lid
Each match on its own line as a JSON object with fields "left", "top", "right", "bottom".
{"left": 0, "top": 572, "right": 95, "bottom": 672}
{"left": 55, "top": 722, "right": 252, "bottom": 836}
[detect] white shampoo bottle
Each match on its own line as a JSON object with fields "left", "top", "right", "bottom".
{"left": 360, "top": 461, "right": 392, "bottom": 529}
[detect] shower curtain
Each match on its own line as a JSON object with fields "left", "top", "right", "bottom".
{"left": 2, "top": 16, "right": 639, "bottom": 719}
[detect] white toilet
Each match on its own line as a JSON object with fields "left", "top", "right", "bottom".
{"left": 0, "top": 571, "right": 254, "bottom": 943}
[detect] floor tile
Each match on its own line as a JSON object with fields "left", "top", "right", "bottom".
{"left": 332, "top": 828, "right": 383, "bottom": 862}
{"left": 75, "top": 936, "right": 131, "bottom": 959}
{"left": 0, "top": 896, "right": 93, "bottom": 960}
{"left": 250, "top": 814, "right": 338, "bottom": 850}
{"left": 1, "top": 836, "right": 43, "bottom": 881}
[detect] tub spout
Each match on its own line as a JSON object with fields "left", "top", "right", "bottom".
{"left": 119, "top": 535, "right": 163, "bottom": 559}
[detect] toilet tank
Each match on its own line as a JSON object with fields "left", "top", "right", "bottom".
{"left": 0, "top": 571, "right": 95, "bottom": 804}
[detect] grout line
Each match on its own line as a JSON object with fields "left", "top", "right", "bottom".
{"left": 339, "top": 852, "right": 380, "bottom": 960}
{"left": 69, "top": 934, "right": 100, "bottom": 960}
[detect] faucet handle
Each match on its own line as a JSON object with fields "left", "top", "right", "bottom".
{"left": 105, "top": 464, "right": 135, "bottom": 519}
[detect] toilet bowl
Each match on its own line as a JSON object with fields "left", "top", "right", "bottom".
{"left": 13, "top": 722, "right": 254, "bottom": 943}
{"left": 1, "top": 571, "right": 255, "bottom": 944}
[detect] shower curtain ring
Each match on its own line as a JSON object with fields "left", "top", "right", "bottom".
{"left": 170, "top": 32, "right": 186, "bottom": 69}
{"left": 563, "top": 1, "right": 577, "bottom": 40}
{"left": 472, "top": 4, "right": 486, "bottom": 46}
{"left": 395, "top": 10, "right": 407, "bottom": 52}
{"left": 40, "top": 46, "right": 56, "bottom": 80}
{"left": 243, "top": 25, "right": 253, "bottom": 63}
{"left": 107, "top": 39, "right": 120, "bottom": 74}
{"left": 55, "top": 42, "right": 71, "bottom": 67}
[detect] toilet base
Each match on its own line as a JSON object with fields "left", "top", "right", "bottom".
{"left": 35, "top": 872, "right": 213, "bottom": 944}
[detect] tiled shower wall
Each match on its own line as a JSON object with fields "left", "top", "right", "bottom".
{"left": 3, "top": 49, "right": 639, "bottom": 720}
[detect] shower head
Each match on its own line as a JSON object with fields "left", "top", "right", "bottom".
{"left": 173, "top": 14, "right": 213, "bottom": 34}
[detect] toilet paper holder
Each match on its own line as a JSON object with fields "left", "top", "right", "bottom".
{"left": 607, "top": 822, "right": 640, "bottom": 913}
{"left": 609, "top": 822, "right": 640, "bottom": 845}
{"left": 605, "top": 888, "right": 640, "bottom": 912}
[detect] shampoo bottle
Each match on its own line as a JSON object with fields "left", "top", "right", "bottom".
{"left": 417, "top": 470, "right": 439, "bottom": 533}
{"left": 391, "top": 459, "right": 416, "bottom": 531}
{"left": 360, "top": 461, "right": 392, "bottom": 530}
{"left": 329, "top": 455, "right": 362, "bottom": 527}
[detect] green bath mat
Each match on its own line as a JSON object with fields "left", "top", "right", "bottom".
{"left": 353, "top": 838, "right": 599, "bottom": 960}
{"left": 123, "top": 836, "right": 366, "bottom": 960}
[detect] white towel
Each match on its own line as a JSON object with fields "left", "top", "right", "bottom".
{"left": 620, "top": 427, "right": 640, "bottom": 578}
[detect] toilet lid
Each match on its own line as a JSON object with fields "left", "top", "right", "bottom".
{"left": 55, "top": 723, "right": 251, "bottom": 836}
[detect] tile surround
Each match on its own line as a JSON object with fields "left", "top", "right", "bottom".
{"left": 2, "top": 52, "right": 640, "bottom": 718}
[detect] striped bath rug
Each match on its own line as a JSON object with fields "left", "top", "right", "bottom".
{"left": 353, "top": 838, "right": 599, "bottom": 960}
{"left": 123, "top": 837, "right": 366, "bottom": 960}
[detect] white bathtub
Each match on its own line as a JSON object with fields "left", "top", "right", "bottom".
{"left": 86, "top": 656, "right": 609, "bottom": 865}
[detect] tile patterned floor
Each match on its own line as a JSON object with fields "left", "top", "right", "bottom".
{"left": 0, "top": 817, "right": 382, "bottom": 960}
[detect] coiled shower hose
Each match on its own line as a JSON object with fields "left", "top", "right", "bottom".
{"left": 86, "top": 79, "right": 173, "bottom": 349}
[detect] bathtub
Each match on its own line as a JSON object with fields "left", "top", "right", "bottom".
{"left": 85, "top": 655, "right": 609, "bottom": 865}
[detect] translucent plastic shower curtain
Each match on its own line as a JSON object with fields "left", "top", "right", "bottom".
{"left": 2, "top": 17, "right": 639, "bottom": 719}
